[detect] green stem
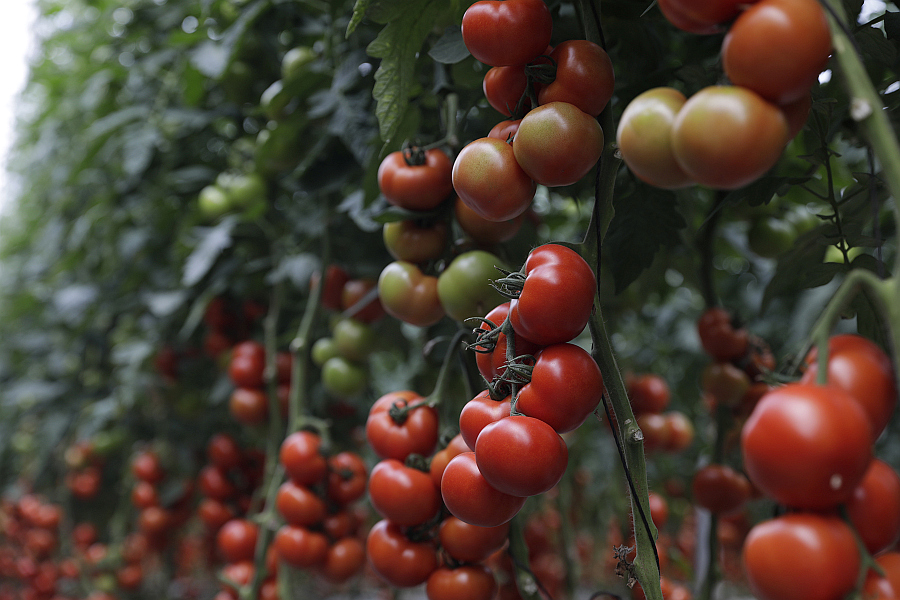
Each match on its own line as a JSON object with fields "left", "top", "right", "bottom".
{"left": 821, "top": 0, "right": 900, "bottom": 278}
{"left": 508, "top": 516, "right": 543, "bottom": 600}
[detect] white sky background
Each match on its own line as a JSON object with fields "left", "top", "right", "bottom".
{"left": 0, "top": 0, "right": 892, "bottom": 220}
{"left": 0, "top": 0, "right": 38, "bottom": 219}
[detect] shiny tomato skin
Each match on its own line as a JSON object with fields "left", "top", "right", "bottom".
{"left": 515, "top": 343, "right": 604, "bottom": 433}
{"left": 722, "top": 0, "right": 832, "bottom": 104}
{"left": 368, "top": 459, "right": 441, "bottom": 527}
{"left": 377, "top": 261, "right": 445, "bottom": 327}
{"left": 513, "top": 102, "right": 604, "bottom": 187}
{"left": 439, "top": 516, "right": 509, "bottom": 563}
{"left": 452, "top": 137, "right": 536, "bottom": 222}
{"left": 326, "top": 451, "right": 368, "bottom": 505}
{"left": 657, "top": 0, "right": 726, "bottom": 33}
{"left": 672, "top": 86, "right": 789, "bottom": 190}
{"left": 377, "top": 149, "right": 453, "bottom": 211}
{"left": 321, "top": 537, "right": 366, "bottom": 584}
{"left": 454, "top": 195, "right": 524, "bottom": 246}
{"left": 365, "top": 391, "right": 440, "bottom": 461}
{"left": 483, "top": 65, "right": 529, "bottom": 117}
{"left": 429, "top": 434, "right": 472, "bottom": 488}
{"left": 691, "top": 464, "right": 751, "bottom": 514}
{"left": 616, "top": 87, "right": 694, "bottom": 189}
{"left": 217, "top": 519, "right": 259, "bottom": 563}
{"left": 509, "top": 244, "right": 596, "bottom": 346}
{"left": 366, "top": 520, "right": 438, "bottom": 588}
{"left": 863, "top": 552, "right": 900, "bottom": 599}
{"left": 229, "top": 387, "right": 268, "bottom": 425}
{"left": 742, "top": 513, "right": 859, "bottom": 600}
{"left": 538, "top": 40, "right": 614, "bottom": 117}
{"left": 660, "top": 0, "right": 747, "bottom": 30}
{"left": 441, "top": 452, "right": 525, "bottom": 527}
{"left": 800, "top": 334, "right": 897, "bottom": 439}
{"left": 473, "top": 302, "right": 542, "bottom": 383}
{"left": 846, "top": 459, "right": 900, "bottom": 555}
{"left": 276, "top": 480, "right": 327, "bottom": 527}
{"left": 741, "top": 383, "right": 873, "bottom": 510}
{"left": 487, "top": 118, "right": 522, "bottom": 142}
{"left": 459, "top": 390, "right": 512, "bottom": 450}
{"left": 279, "top": 431, "right": 327, "bottom": 486}
{"left": 426, "top": 564, "right": 498, "bottom": 600}
{"left": 462, "top": 0, "right": 552, "bottom": 67}
{"left": 475, "top": 415, "right": 568, "bottom": 497}
{"left": 627, "top": 373, "right": 671, "bottom": 415}
{"left": 274, "top": 524, "right": 329, "bottom": 568}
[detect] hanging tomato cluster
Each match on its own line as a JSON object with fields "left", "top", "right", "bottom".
{"left": 454, "top": 0, "right": 613, "bottom": 222}
{"left": 618, "top": 0, "right": 831, "bottom": 190}
{"left": 739, "top": 334, "right": 900, "bottom": 600}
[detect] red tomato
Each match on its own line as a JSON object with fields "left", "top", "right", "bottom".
{"left": 516, "top": 343, "right": 604, "bottom": 433}
{"left": 743, "top": 513, "right": 859, "bottom": 600}
{"left": 454, "top": 196, "right": 524, "bottom": 245}
{"left": 658, "top": 0, "right": 747, "bottom": 32}
{"left": 617, "top": 87, "right": 694, "bottom": 189}
{"left": 475, "top": 415, "right": 568, "bottom": 497}
{"left": 800, "top": 334, "right": 896, "bottom": 439}
{"left": 722, "top": 0, "right": 831, "bottom": 104}
{"left": 627, "top": 373, "right": 671, "bottom": 415}
{"left": 509, "top": 244, "right": 596, "bottom": 346}
{"left": 368, "top": 459, "right": 441, "bottom": 527}
{"left": 461, "top": 0, "right": 552, "bottom": 67}
{"left": 472, "top": 302, "right": 542, "bottom": 382}
{"left": 662, "top": 411, "right": 695, "bottom": 452}
{"left": 207, "top": 433, "right": 243, "bottom": 471}
{"left": 438, "top": 516, "right": 509, "bottom": 563}
{"left": 846, "top": 459, "right": 900, "bottom": 555}
{"left": 863, "top": 552, "right": 900, "bottom": 599}
{"left": 229, "top": 387, "right": 268, "bottom": 425}
{"left": 429, "top": 434, "right": 472, "bottom": 488}
{"left": 131, "top": 481, "right": 158, "bottom": 509}
{"left": 326, "top": 451, "right": 368, "bottom": 506}
{"left": 458, "top": 390, "right": 512, "bottom": 450}
{"left": 198, "top": 498, "right": 234, "bottom": 531}
{"left": 377, "top": 261, "right": 445, "bottom": 327}
{"left": 483, "top": 65, "right": 530, "bottom": 117}
{"left": 365, "top": 391, "right": 440, "bottom": 461}
{"left": 426, "top": 564, "right": 498, "bottom": 600}
{"left": 310, "top": 264, "right": 350, "bottom": 311}
{"left": 440, "top": 452, "right": 525, "bottom": 527}
{"left": 321, "top": 537, "right": 366, "bottom": 583}
{"left": 741, "top": 383, "right": 873, "bottom": 509}
{"left": 701, "top": 362, "right": 751, "bottom": 409}
{"left": 672, "top": 86, "right": 789, "bottom": 190}
{"left": 217, "top": 519, "right": 258, "bottom": 563}
{"left": 538, "top": 40, "right": 614, "bottom": 117}
{"left": 696, "top": 307, "right": 749, "bottom": 361}
{"left": 340, "top": 278, "right": 385, "bottom": 323}
{"left": 279, "top": 431, "right": 327, "bottom": 486}
{"left": 487, "top": 118, "right": 522, "bottom": 142}
{"left": 228, "top": 340, "right": 266, "bottom": 388}
{"left": 198, "top": 464, "right": 238, "bottom": 501}
{"left": 273, "top": 524, "right": 328, "bottom": 568}
{"left": 377, "top": 148, "right": 453, "bottom": 211}
{"left": 513, "top": 102, "right": 604, "bottom": 187}
{"left": 452, "top": 137, "right": 536, "bottom": 222}
{"left": 691, "top": 464, "right": 751, "bottom": 514}
{"left": 366, "top": 520, "right": 438, "bottom": 587}
{"left": 276, "top": 480, "right": 327, "bottom": 527}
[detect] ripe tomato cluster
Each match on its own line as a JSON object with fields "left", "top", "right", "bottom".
{"left": 626, "top": 373, "right": 694, "bottom": 454}
{"left": 618, "top": 0, "right": 830, "bottom": 190}
{"left": 454, "top": 1, "right": 612, "bottom": 222}
{"left": 738, "top": 334, "right": 900, "bottom": 600}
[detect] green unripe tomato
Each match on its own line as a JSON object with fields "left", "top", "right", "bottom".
{"left": 378, "top": 261, "right": 445, "bottom": 327}
{"left": 383, "top": 220, "right": 448, "bottom": 264}
{"left": 747, "top": 216, "right": 796, "bottom": 258}
{"left": 260, "top": 80, "right": 290, "bottom": 121}
{"left": 321, "top": 356, "right": 367, "bottom": 398}
{"left": 198, "top": 184, "right": 231, "bottom": 220}
{"left": 311, "top": 337, "right": 340, "bottom": 367}
{"left": 222, "top": 172, "right": 267, "bottom": 212}
{"left": 282, "top": 46, "right": 317, "bottom": 82}
{"left": 437, "top": 250, "right": 506, "bottom": 322}
{"left": 332, "top": 318, "right": 376, "bottom": 362}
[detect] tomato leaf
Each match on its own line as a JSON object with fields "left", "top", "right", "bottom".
{"left": 366, "top": 0, "right": 456, "bottom": 145}
{"left": 604, "top": 187, "right": 686, "bottom": 293}
{"left": 182, "top": 218, "right": 237, "bottom": 287}
{"left": 428, "top": 26, "right": 470, "bottom": 64}
{"left": 347, "top": 0, "right": 371, "bottom": 37}
{"left": 761, "top": 228, "right": 841, "bottom": 311}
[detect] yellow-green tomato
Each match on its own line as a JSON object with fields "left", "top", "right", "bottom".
{"left": 437, "top": 251, "right": 506, "bottom": 322}
{"left": 377, "top": 261, "right": 445, "bottom": 327}
{"left": 321, "top": 356, "right": 367, "bottom": 398}
{"left": 311, "top": 337, "right": 340, "bottom": 367}
{"left": 747, "top": 216, "right": 796, "bottom": 259}
{"left": 198, "top": 184, "right": 231, "bottom": 220}
{"left": 383, "top": 220, "right": 448, "bottom": 264}
{"left": 282, "top": 46, "right": 317, "bottom": 82}
{"left": 617, "top": 87, "right": 694, "bottom": 189}
{"left": 332, "top": 318, "right": 377, "bottom": 362}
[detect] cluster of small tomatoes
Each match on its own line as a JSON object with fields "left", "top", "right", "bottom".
{"left": 454, "top": 0, "right": 612, "bottom": 221}
{"left": 226, "top": 340, "right": 292, "bottom": 425}
{"left": 626, "top": 373, "right": 694, "bottom": 454}
{"left": 739, "top": 333, "right": 900, "bottom": 600}
{"left": 617, "top": 0, "right": 831, "bottom": 190}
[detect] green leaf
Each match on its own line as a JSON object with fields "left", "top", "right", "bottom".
{"left": 190, "top": 0, "right": 269, "bottom": 79}
{"left": 762, "top": 229, "right": 841, "bottom": 311}
{"left": 428, "top": 26, "right": 469, "bottom": 64}
{"left": 603, "top": 188, "right": 687, "bottom": 293}
{"left": 347, "top": 0, "right": 372, "bottom": 37}
{"left": 182, "top": 218, "right": 238, "bottom": 287}
{"left": 366, "top": 0, "right": 452, "bottom": 144}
